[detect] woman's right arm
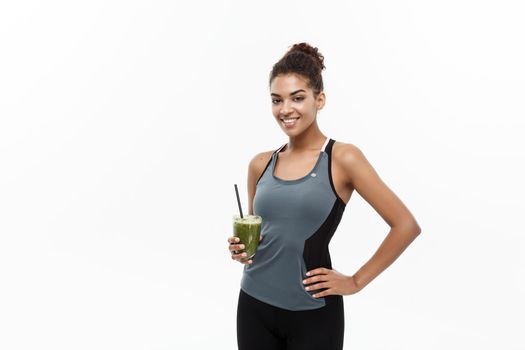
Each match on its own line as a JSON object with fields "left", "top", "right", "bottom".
{"left": 227, "top": 151, "right": 273, "bottom": 264}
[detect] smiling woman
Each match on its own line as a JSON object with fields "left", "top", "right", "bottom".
{"left": 271, "top": 86, "right": 307, "bottom": 129}
{"left": 227, "top": 42, "right": 422, "bottom": 350}
{"left": 269, "top": 43, "right": 325, "bottom": 135}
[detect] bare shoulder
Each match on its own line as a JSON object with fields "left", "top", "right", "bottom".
{"left": 246, "top": 150, "right": 275, "bottom": 214}
{"left": 332, "top": 141, "right": 369, "bottom": 181}
{"left": 332, "top": 141, "right": 365, "bottom": 163}
{"left": 248, "top": 150, "right": 274, "bottom": 177}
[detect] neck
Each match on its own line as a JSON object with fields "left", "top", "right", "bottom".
{"left": 286, "top": 120, "right": 327, "bottom": 152}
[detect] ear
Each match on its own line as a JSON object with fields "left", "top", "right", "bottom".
{"left": 316, "top": 91, "right": 326, "bottom": 111}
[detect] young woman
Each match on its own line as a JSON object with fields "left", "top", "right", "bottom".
{"left": 227, "top": 42, "right": 421, "bottom": 350}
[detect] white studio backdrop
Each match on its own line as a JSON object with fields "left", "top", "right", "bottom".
{"left": 1, "top": 1, "right": 524, "bottom": 349}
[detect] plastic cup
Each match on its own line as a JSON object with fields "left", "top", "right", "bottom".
{"left": 233, "top": 215, "right": 262, "bottom": 261}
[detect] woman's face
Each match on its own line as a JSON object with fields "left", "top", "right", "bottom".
{"left": 270, "top": 73, "right": 325, "bottom": 137}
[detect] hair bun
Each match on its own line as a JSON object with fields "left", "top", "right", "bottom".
{"left": 286, "top": 42, "right": 325, "bottom": 70}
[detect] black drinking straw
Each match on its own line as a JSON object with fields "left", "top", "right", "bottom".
{"left": 234, "top": 184, "right": 244, "bottom": 219}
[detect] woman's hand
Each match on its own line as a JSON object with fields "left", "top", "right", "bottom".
{"left": 303, "top": 267, "right": 361, "bottom": 298}
{"left": 227, "top": 235, "right": 263, "bottom": 264}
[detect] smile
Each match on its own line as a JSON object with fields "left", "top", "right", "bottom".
{"left": 280, "top": 117, "right": 300, "bottom": 127}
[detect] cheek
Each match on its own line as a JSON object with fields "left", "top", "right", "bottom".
{"left": 297, "top": 101, "right": 313, "bottom": 113}
{"left": 299, "top": 106, "right": 314, "bottom": 118}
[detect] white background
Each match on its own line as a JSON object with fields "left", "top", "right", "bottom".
{"left": 1, "top": 1, "right": 524, "bottom": 349}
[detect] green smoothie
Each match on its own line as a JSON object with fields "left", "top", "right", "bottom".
{"left": 233, "top": 215, "right": 262, "bottom": 261}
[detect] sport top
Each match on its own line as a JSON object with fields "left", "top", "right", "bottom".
{"left": 240, "top": 137, "right": 347, "bottom": 311}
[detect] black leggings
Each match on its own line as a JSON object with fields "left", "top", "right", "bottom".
{"left": 236, "top": 289, "right": 344, "bottom": 350}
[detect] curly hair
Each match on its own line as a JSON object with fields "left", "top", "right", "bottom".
{"left": 269, "top": 42, "right": 326, "bottom": 97}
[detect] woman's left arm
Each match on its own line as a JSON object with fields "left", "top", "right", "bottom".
{"left": 304, "top": 143, "right": 421, "bottom": 296}
{"left": 343, "top": 144, "right": 421, "bottom": 290}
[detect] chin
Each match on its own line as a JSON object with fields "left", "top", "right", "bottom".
{"left": 282, "top": 128, "right": 303, "bottom": 136}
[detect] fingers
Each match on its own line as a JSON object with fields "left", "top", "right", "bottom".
{"left": 303, "top": 280, "right": 332, "bottom": 298}
{"left": 231, "top": 251, "right": 253, "bottom": 264}
{"left": 312, "top": 288, "right": 332, "bottom": 298}
{"left": 304, "top": 282, "right": 328, "bottom": 291}
{"left": 227, "top": 236, "right": 253, "bottom": 264}
{"left": 306, "top": 267, "right": 330, "bottom": 277}
{"left": 303, "top": 274, "right": 329, "bottom": 285}
{"left": 228, "top": 236, "right": 240, "bottom": 244}
{"left": 229, "top": 243, "right": 246, "bottom": 253}
{"left": 230, "top": 249, "right": 251, "bottom": 263}
{"left": 231, "top": 251, "right": 248, "bottom": 260}
{"left": 227, "top": 236, "right": 245, "bottom": 252}
{"left": 228, "top": 235, "right": 263, "bottom": 244}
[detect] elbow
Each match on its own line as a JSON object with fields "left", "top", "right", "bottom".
{"left": 411, "top": 222, "right": 422, "bottom": 236}
{"left": 391, "top": 216, "right": 421, "bottom": 236}
{"left": 397, "top": 221, "right": 421, "bottom": 236}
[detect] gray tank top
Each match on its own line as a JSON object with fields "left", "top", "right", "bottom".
{"left": 240, "top": 137, "right": 346, "bottom": 311}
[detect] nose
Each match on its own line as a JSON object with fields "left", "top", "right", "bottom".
{"left": 280, "top": 100, "right": 293, "bottom": 116}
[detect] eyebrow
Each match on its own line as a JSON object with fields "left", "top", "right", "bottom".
{"left": 270, "top": 89, "right": 306, "bottom": 97}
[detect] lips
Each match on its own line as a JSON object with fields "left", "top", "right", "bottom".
{"left": 280, "top": 117, "right": 300, "bottom": 127}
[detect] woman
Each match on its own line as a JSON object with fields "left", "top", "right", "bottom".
{"left": 227, "top": 42, "right": 421, "bottom": 350}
